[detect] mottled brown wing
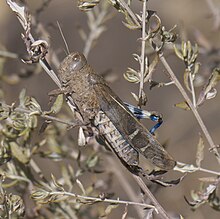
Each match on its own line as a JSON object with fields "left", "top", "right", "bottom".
{"left": 92, "top": 81, "right": 176, "bottom": 171}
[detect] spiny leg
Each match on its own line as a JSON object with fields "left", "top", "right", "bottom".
{"left": 123, "top": 102, "right": 163, "bottom": 134}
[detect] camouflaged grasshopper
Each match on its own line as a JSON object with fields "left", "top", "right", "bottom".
{"left": 56, "top": 52, "right": 176, "bottom": 175}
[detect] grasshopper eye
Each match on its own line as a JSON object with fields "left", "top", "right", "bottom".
{"left": 70, "top": 53, "right": 87, "bottom": 71}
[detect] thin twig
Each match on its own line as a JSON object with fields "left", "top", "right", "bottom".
{"left": 132, "top": 175, "right": 170, "bottom": 219}
{"left": 48, "top": 191, "right": 157, "bottom": 211}
{"left": 29, "top": 159, "right": 48, "bottom": 183}
{"left": 198, "top": 166, "right": 220, "bottom": 175}
{"left": 177, "top": 162, "right": 220, "bottom": 176}
{"left": 0, "top": 50, "right": 18, "bottom": 59}
{"left": 83, "top": 8, "right": 108, "bottom": 58}
{"left": 138, "top": 0, "right": 147, "bottom": 103}
{"left": 189, "top": 72, "right": 196, "bottom": 107}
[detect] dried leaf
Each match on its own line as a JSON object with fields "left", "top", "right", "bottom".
{"left": 121, "top": 204, "right": 128, "bottom": 219}
{"left": 61, "top": 164, "right": 74, "bottom": 189}
{"left": 153, "top": 174, "right": 185, "bottom": 187}
{"left": 148, "top": 14, "right": 161, "bottom": 35}
{"left": 206, "top": 88, "right": 217, "bottom": 100}
{"left": 193, "top": 62, "right": 201, "bottom": 75}
{"left": 174, "top": 41, "right": 198, "bottom": 68}
{"left": 173, "top": 44, "right": 184, "bottom": 60}
{"left": 31, "top": 189, "right": 51, "bottom": 204}
{"left": 197, "top": 68, "right": 220, "bottom": 106}
{"left": 174, "top": 101, "right": 191, "bottom": 110}
{"left": 185, "top": 178, "right": 220, "bottom": 209}
{"left": 185, "top": 181, "right": 217, "bottom": 208}
{"left": 182, "top": 41, "right": 187, "bottom": 59}
{"left": 199, "top": 177, "right": 219, "bottom": 183}
{"left": 122, "top": 21, "right": 140, "bottom": 30}
{"left": 101, "top": 203, "right": 118, "bottom": 217}
{"left": 131, "top": 92, "right": 139, "bottom": 102}
{"left": 2, "top": 74, "right": 20, "bottom": 85}
{"left": 133, "top": 54, "right": 141, "bottom": 63}
{"left": 0, "top": 142, "right": 11, "bottom": 165}
{"left": 86, "top": 154, "right": 99, "bottom": 168}
{"left": 174, "top": 163, "right": 197, "bottom": 173}
{"left": 196, "top": 134, "right": 204, "bottom": 167}
{"left": 49, "top": 94, "right": 63, "bottom": 114}
{"left": 145, "top": 54, "right": 159, "bottom": 83}
{"left": 78, "top": 0, "right": 100, "bottom": 11}
{"left": 19, "top": 89, "right": 26, "bottom": 107}
{"left": 7, "top": 194, "right": 25, "bottom": 217}
{"left": 124, "top": 67, "right": 140, "bottom": 83}
{"left": 76, "top": 179, "right": 86, "bottom": 195}
{"left": 24, "top": 40, "right": 49, "bottom": 63}
{"left": 189, "top": 43, "right": 198, "bottom": 64}
{"left": 40, "top": 151, "right": 63, "bottom": 161}
{"left": 145, "top": 208, "right": 154, "bottom": 219}
{"left": 10, "top": 141, "right": 30, "bottom": 164}
{"left": 78, "top": 127, "right": 86, "bottom": 146}
{"left": 24, "top": 96, "right": 41, "bottom": 113}
{"left": 51, "top": 174, "right": 64, "bottom": 191}
{"left": 6, "top": 0, "right": 29, "bottom": 29}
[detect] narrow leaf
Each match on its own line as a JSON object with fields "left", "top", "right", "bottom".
{"left": 76, "top": 179, "right": 86, "bottom": 195}
{"left": 196, "top": 134, "right": 204, "bottom": 167}
{"left": 49, "top": 94, "right": 63, "bottom": 114}
{"left": 183, "top": 69, "right": 191, "bottom": 92}
{"left": 131, "top": 92, "right": 139, "bottom": 102}
{"left": 174, "top": 101, "right": 191, "bottom": 110}
{"left": 101, "top": 203, "right": 118, "bottom": 217}
{"left": 10, "top": 142, "right": 29, "bottom": 164}
{"left": 121, "top": 204, "right": 128, "bottom": 219}
{"left": 173, "top": 44, "right": 184, "bottom": 60}
{"left": 124, "top": 67, "right": 140, "bottom": 83}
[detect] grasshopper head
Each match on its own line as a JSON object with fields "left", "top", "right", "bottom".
{"left": 59, "top": 52, "right": 87, "bottom": 82}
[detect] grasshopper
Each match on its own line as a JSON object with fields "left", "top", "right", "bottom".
{"left": 56, "top": 52, "right": 176, "bottom": 175}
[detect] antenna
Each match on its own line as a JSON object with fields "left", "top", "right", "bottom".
{"left": 57, "top": 21, "right": 70, "bottom": 55}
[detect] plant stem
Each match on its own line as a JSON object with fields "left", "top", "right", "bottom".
{"left": 132, "top": 175, "right": 171, "bottom": 219}
{"left": 138, "top": 0, "right": 147, "bottom": 104}
{"left": 48, "top": 191, "right": 157, "bottom": 211}
{"left": 177, "top": 162, "right": 220, "bottom": 175}
{"left": 106, "top": 156, "right": 146, "bottom": 218}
